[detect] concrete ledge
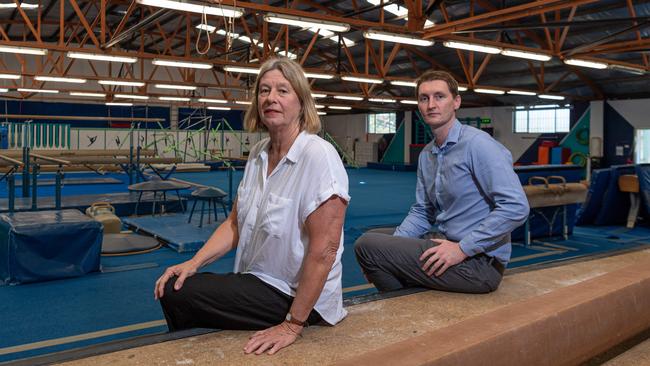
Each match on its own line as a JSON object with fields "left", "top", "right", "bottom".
{"left": 335, "top": 260, "right": 650, "bottom": 366}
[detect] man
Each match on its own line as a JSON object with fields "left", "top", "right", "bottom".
{"left": 354, "top": 70, "right": 529, "bottom": 294}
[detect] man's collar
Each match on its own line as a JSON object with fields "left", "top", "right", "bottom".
{"left": 431, "top": 120, "right": 461, "bottom": 153}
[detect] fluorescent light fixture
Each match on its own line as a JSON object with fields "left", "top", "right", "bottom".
{"left": 328, "top": 105, "right": 352, "bottom": 110}
{"left": 315, "top": 104, "right": 325, "bottom": 109}
{"left": 317, "top": 111, "right": 327, "bottom": 115}
{"left": 106, "top": 102, "right": 133, "bottom": 106}
{"left": 208, "top": 106, "right": 232, "bottom": 110}
{"left": 311, "top": 93, "right": 327, "bottom": 98}
{"left": 136, "top": 0, "right": 243, "bottom": 18}
{"left": 501, "top": 49, "right": 551, "bottom": 62}
{"left": 70, "top": 92, "right": 106, "bottom": 97}
{"left": 0, "top": 2, "right": 38, "bottom": 9}
{"left": 564, "top": 58, "right": 608, "bottom": 69}
{"left": 35, "top": 76, "right": 87, "bottom": 83}
{"left": 458, "top": 86, "right": 468, "bottom": 91}
{"left": 534, "top": 104, "right": 559, "bottom": 108}
{"left": 223, "top": 66, "right": 259, "bottom": 74}
{"left": 334, "top": 95, "right": 363, "bottom": 101}
{"left": 0, "top": 73, "right": 20, "bottom": 79}
{"left": 400, "top": 100, "right": 418, "bottom": 105}
{"left": 235, "top": 100, "right": 252, "bottom": 105}
{"left": 443, "top": 41, "right": 501, "bottom": 54}
{"left": 507, "top": 90, "right": 537, "bottom": 96}
{"left": 264, "top": 13, "right": 350, "bottom": 33}
{"left": 159, "top": 96, "right": 190, "bottom": 101}
{"left": 152, "top": 59, "right": 212, "bottom": 69}
{"left": 98, "top": 80, "right": 145, "bottom": 87}
{"left": 17, "top": 88, "right": 58, "bottom": 93}
{"left": 474, "top": 88, "right": 505, "bottom": 95}
{"left": 609, "top": 64, "right": 647, "bottom": 75}
{"left": 307, "top": 27, "right": 355, "bottom": 47}
{"left": 196, "top": 23, "right": 216, "bottom": 33}
{"left": 0, "top": 88, "right": 8, "bottom": 92}
{"left": 115, "top": 94, "right": 149, "bottom": 100}
{"left": 0, "top": 45, "right": 47, "bottom": 55}
{"left": 390, "top": 80, "right": 416, "bottom": 87}
{"left": 363, "top": 30, "right": 433, "bottom": 47}
{"left": 538, "top": 94, "right": 565, "bottom": 100}
{"left": 198, "top": 98, "right": 228, "bottom": 103}
{"left": 369, "top": 97, "right": 396, "bottom": 103}
{"left": 341, "top": 75, "right": 383, "bottom": 84}
{"left": 304, "top": 72, "right": 335, "bottom": 79}
{"left": 66, "top": 51, "right": 137, "bottom": 63}
{"left": 154, "top": 83, "right": 197, "bottom": 90}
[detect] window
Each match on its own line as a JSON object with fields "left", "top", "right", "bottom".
{"left": 636, "top": 129, "right": 650, "bottom": 163}
{"left": 367, "top": 113, "right": 396, "bottom": 134}
{"left": 514, "top": 105, "right": 570, "bottom": 133}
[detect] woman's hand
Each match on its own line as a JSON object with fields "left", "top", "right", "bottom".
{"left": 154, "top": 259, "right": 199, "bottom": 300}
{"left": 243, "top": 322, "right": 303, "bottom": 355}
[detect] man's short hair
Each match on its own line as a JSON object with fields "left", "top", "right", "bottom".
{"left": 415, "top": 70, "right": 459, "bottom": 98}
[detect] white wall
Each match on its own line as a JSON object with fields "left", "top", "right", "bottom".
{"left": 607, "top": 98, "right": 650, "bottom": 128}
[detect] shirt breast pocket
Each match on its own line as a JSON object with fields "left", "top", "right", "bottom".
{"left": 262, "top": 193, "right": 293, "bottom": 238}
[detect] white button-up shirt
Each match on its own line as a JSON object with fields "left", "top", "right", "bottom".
{"left": 233, "top": 131, "right": 350, "bottom": 325}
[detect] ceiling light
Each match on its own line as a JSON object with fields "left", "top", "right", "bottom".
{"left": 196, "top": 23, "right": 216, "bottom": 33}
{"left": 17, "top": 88, "right": 58, "bottom": 93}
{"left": 400, "top": 100, "right": 418, "bottom": 105}
{"left": 152, "top": 59, "right": 213, "bottom": 69}
{"left": 474, "top": 88, "right": 505, "bottom": 95}
{"left": 307, "top": 27, "right": 355, "bottom": 47}
{"left": 199, "top": 98, "right": 228, "bottom": 103}
{"left": 235, "top": 100, "right": 252, "bottom": 105}
{"left": 317, "top": 111, "right": 327, "bottom": 115}
{"left": 155, "top": 83, "right": 197, "bottom": 90}
{"left": 443, "top": 41, "right": 501, "bottom": 54}
{"left": 159, "top": 96, "right": 190, "bottom": 101}
{"left": 223, "top": 66, "right": 260, "bottom": 74}
{"left": 304, "top": 72, "right": 335, "bottom": 79}
{"left": 609, "top": 64, "right": 647, "bottom": 75}
{"left": 98, "top": 80, "right": 145, "bottom": 87}
{"left": 106, "top": 102, "right": 132, "bottom": 106}
{"left": 369, "top": 97, "right": 396, "bottom": 103}
{"left": 315, "top": 104, "right": 325, "bottom": 108}
{"left": 501, "top": 49, "right": 552, "bottom": 62}
{"left": 538, "top": 94, "right": 565, "bottom": 100}
{"left": 66, "top": 51, "right": 137, "bottom": 63}
{"left": 136, "top": 0, "right": 243, "bottom": 17}
{"left": 115, "top": 94, "right": 149, "bottom": 100}
{"left": 0, "top": 88, "right": 8, "bottom": 92}
{"left": 0, "top": 45, "right": 47, "bottom": 55}
{"left": 328, "top": 105, "right": 352, "bottom": 110}
{"left": 363, "top": 30, "right": 433, "bottom": 47}
{"left": 70, "top": 92, "right": 106, "bottom": 97}
{"left": 0, "top": 73, "right": 20, "bottom": 79}
{"left": 507, "top": 90, "right": 537, "bottom": 96}
{"left": 341, "top": 75, "right": 383, "bottom": 84}
{"left": 208, "top": 106, "right": 232, "bottom": 110}
{"left": 311, "top": 93, "right": 327, "bottom": 98}
{"left": 533, "top": 104, "right": 560, "bottom": 108}
{"left": 0, "top": 2, "right": 38, "bottom": 9}
{"left": 366, "top": 0, "right": 407, "bottom": 17}
{"left": 458, "top": 86, "right": 468, "bottom": 91}
{"left": 334, "top": 95, "right": 363, "bottom": 101}
{"left": 390, "top": 80, "right": 416, "bottom": 87}
{"left": 264, "top": 13, "right": 350, "bottom": 33}
{"left": 564, "top": 58, "right": 608, "bottom": 69}
{"left": 35, "top": 76, "right": 87, "bottom": 83}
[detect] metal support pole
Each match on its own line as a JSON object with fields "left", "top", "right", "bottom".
{"left": 22, "top": 146, "right": 29, "bottom": 197}
{"left": 8, "top": 167, "right": 15, "bottom": 213}
{"left": 55, "top": 165, "right": 63, "bottom": 210}
{"left": 31, "top": 163, "right": 39, "bottom": 210}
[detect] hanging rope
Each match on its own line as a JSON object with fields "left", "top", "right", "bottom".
{"left": 196, "top": 6, "right": 211, "bottom": 55}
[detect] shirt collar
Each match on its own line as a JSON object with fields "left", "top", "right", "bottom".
{"left": 259, "top": 130, "right": 308, "bottom": 164}
{"left": 431, "top": 119, "right": 462, "bottom": 154}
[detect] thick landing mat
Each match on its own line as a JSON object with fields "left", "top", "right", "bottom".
{"left": 123, "top": 213, "right": 223, "bottom": 253}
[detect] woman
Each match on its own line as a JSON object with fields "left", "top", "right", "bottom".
{"left": 154, "top": 57, "right": 350, "bottom": 356}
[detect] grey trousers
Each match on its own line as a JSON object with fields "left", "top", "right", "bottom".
{"left": 354, "top": 229, "right": 504, "bottom": 293}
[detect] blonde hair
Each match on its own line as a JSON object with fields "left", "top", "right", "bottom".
{"left": 243, "top": 57, "right": 321, "bottom": 134}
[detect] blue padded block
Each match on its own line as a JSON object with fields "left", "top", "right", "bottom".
{"left": 576, "top": 168, "right": 611, "bottom": 226}
{"left": 0, "top": 210, "right": 102, "bottom": 285}
{"left": 594, "top": 165, "right": 636, "bottom": 226}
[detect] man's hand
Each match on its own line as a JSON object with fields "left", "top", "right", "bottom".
{"left": 243, "top": 322, "right": 303, "bottom": 355}
{"left": 419, "top": 239, "right": 468, "bottom": 277}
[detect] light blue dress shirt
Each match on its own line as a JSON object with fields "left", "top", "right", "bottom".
{"left": 394, "top": 120, "right": 529, "bottom": 264}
